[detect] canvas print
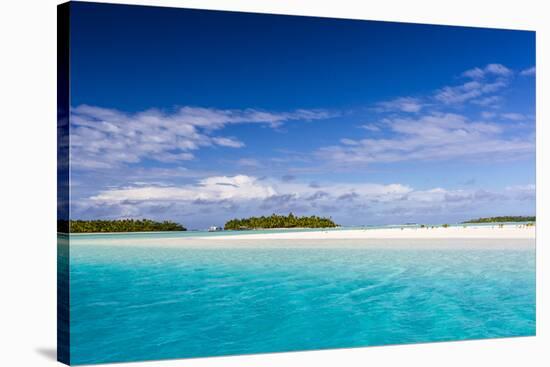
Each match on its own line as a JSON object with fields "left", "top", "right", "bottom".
{"left": 57, "top": 2, "right": 536, "bottom": 365}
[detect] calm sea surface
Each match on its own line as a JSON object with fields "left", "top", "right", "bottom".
{"left": 67, "top": 234, "right": 535, "bottom": 365}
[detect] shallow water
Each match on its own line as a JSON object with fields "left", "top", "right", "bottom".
{"left": 68, "top": 239, "right": 535, "bottom": 364}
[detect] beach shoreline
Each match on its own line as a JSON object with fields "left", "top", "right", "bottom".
{"left": 200, "top": 225, "right": 535, "bottom": 240}
{"left": 68, "top": 224, "right": 535, "bottom": 249}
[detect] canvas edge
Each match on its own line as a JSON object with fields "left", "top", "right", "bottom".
{"left": 57, "top": 1, "right": 71, "bottom": 365}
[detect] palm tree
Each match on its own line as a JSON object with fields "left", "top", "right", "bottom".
{"left": 67, "top": 219, "right": 186, "bottom": 233}
{"left": 224, "top": 213, "right": 337, "bottom": 230}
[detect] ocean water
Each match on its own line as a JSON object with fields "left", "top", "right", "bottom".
{"left": 68, "top": 237, "right": 535, "bottom": 365}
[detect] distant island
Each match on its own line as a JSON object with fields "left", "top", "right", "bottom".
{"left": 224, "top": 213, "right": 338, "bottom": 230}
{"left": 63, "top": 219, "right": 186, "bottom": 233}
{"left": 463, "top": 216, "right": 535, "bottom": 224}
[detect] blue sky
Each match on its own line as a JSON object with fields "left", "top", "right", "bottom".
{"left": 68, "top": 2, "right": 536, "bottom": 229}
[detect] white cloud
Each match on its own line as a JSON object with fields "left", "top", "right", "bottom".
{"left": 75, "top": 174, "right": 535, "bottom": 226}
{"left": 481, "top": 111, "right": 496, "bottom": 119}
{"left": 436, "top": 64, "right": 511, "bottom": 105}
{"left": 91, "top": 175, "right": 277, "bottom": 203}
{"left": 462, "top": 63, "right": 512, "bottom": 79}
{"left": 173, "top": 106, "right": 333, "bottom": 130}
{"left": 340, "top": 138, "right": 360, "bottom": 146}
{"left": 360, "top": 124, "right": 381, "bottom": 132}
{"left": 471, "top": 95, "right": 502, "bottom": 107}
{"left": 435, "top": 83, "right": 483, "bottom": 104}
{"left": 70, "top": 105, "right": 331, "bottom": 169}
{"left": 520, "top": 66, "right": 536, "bottom": 76}
{"left": 506, "top": 184, "right": 536, "bottom": 201}
{"left": 501, "top": 113, "right": 526, "bottom": 121}
{"left": 435, "top": 80, "right": 506, "bottom": 105}
{"left": 379, "top": 64, "right": 514, "bottom": 110}
{"left": 90, "top": 175, "right": 412, "bottom": 205}
{"left": 316, "top": 112, "right": 534, "bottom": 165}
{"left": 485, "top": 63, "right": 512, "bottom": 76}
{"left": 375, "top": 97, "right": 424, "bottom": 113}
{"left": 211, "top": 137, "right": 245, "bottom": 148}
{"left": 462, "top": 67, "right": 485, "bottom": 79}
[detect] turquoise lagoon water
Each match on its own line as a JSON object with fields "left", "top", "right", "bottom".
{"left": 68, "top": 234, "right": 535, "bottom": 365}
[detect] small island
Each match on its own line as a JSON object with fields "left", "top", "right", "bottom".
{"left": 224, "top": 213, "right": 338, "bottom": 230}
{"left": 62, "top": 219, "right": 186, "bottom": 233}
{"left": 463, "top": 216, "right": 535, "bottom": 224}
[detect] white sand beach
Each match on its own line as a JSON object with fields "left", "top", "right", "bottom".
{"left": 70, "top": 224, "right": 535, "bottom": 249}
{"left": 203, "top": 225, "right": 535, "bottom": 240}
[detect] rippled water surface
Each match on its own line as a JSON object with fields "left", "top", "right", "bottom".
{"left": 69, "top": 241, "right": 535, "bottom": 364}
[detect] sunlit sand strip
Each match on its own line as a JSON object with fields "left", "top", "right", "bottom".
{"left": 69, "top": 225, "right": 535, "bottom": 249}
{"left": 203, "top": 225, "right": 535, "bottom": 240}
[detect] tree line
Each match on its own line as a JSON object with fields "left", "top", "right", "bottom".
{"left": 58, "top": 219, "right": 186, "bottom": 233}
{"left": 463, "top": 216, "right": 535, "bottom": 223}
{"left": 224, "top": 213, "right": 338, "bottom": 230}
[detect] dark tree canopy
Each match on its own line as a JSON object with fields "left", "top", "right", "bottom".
{"left": 224, "top": 213, "right": 338, "bottom": 230}
{"left": 61, "top": 219, "right": 186, "bottom": 233}
{"left": 463, "top": 216, "right": 535, "bottom": 223}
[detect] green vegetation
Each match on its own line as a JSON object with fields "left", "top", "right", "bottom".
{"left": 441, "top": 223, "right": 450, "bottom": 228}
{"left": 63, "top": 219, "right": 186, "bottom": 233}
{"left": 463, "top": 216, "right": 535, "bottom": 224}
{"left": 224, "top": 213, "right": 338, "bottom": 230}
